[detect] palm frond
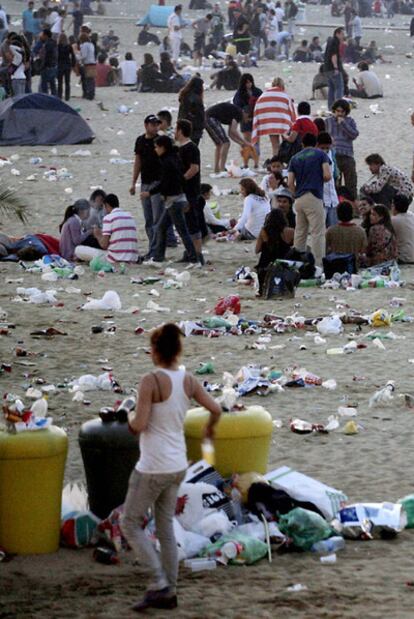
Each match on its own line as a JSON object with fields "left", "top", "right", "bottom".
{"left": 0, "top": 186, "right": 28, "bottom": 224}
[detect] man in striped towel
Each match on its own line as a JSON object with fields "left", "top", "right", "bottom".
{"left": 252, "top": 77, "right": 296, "bottom": 156}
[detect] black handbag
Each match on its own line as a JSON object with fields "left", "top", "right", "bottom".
{"left": 278, "top": 134, "right": 302, "bottom": 164}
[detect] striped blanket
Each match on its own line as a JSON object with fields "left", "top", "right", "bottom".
{"left": 252, "top": 87, "right": 296, "bottom": 143}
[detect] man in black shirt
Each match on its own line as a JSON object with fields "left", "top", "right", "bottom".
{"left": 39, "top": 29, "right": 58, "bottom": 96}
{"left": 176, "top": 119, "right": 208, "bottom": 262}
{"left": 205, "top": 102, "right": 249, "bottom": 174}
{"left": 130, "top": 114, "right": 175, "bottom": 256}
{"left": 324, "top": 27, "right": 345, "bottom": 109}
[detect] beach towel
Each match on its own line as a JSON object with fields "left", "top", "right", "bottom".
{"left": 252, "top": 87, "right": 296, "bottom": 144}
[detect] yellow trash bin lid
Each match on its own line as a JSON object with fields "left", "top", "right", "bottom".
{"left": 185, "top": 405, "right": 273, "bottom": 439}
{"left": 0, "top": 426, "right": 68, "bottom": 460}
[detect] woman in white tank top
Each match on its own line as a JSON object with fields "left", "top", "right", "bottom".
{"left": 121, "top": 323, "right": 221, "bottom": 613}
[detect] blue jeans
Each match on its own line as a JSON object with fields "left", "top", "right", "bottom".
{"left": 152, "top": 201, "right": 197, "bottom": 262}
{"left": 325, "top": 206, "right": 338, "bottom": 227}
{"left": 141, "top": 183, "right": 176, "bottom": 256}
{"left": 40, "top": 67, "right": 57, "bottom": 96}
{"left": 327, "top": 70, "right": 344, "bottom": 110}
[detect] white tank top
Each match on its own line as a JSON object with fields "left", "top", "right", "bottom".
{"left": 136, "top": 368, "right": 189, "bottom": 474}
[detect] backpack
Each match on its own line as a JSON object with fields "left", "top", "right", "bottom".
{"left": 323, "top": 252, "right": 357, "bottom": 279}
{"left": 262, "top": 259, "right": 301, "bottom": 299}
{"left": 285, "top": 248, "right": 316, "bottom": 279}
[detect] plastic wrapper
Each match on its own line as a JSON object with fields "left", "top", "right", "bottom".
{"left": 214, "top": 295, "right": 241, "bottom": 316}
{"left": 338, "top": 502, "right": 407, "bottom": 539}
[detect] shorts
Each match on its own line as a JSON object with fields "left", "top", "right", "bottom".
{"left": 194, "top": 32, "right": 205, "bottom": 53}
{"left": 234, "top": 38, "right": 250, "bottom": 55}
{"left": 205, "top": 115, "right": 229, "bottom": 145}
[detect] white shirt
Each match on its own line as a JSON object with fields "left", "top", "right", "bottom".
{"left": 356, "top": 70, "right": 383, "bottom": 97}
{"left": 168, "top": 12, "right": 182, "bottom": 39}
{"left": 119, "top": 59, "right": 137, "bottom": 85}
{"left": 204, "top": 201, "right": 230, "bottom": 228}
{"left": 323, "top": 149, "right": 339, "bottom": 208}
{"left": 80, "top": 41, "right": 95, "bottom": 65}
{"left": 235, "top": 194, "right": 270, "bottom": 238}
{"left": 275, "top": 6, "right": 285, "bottom": 21}
{"left": 267, "top": 16, "right": 279, "bottom": 42}
{"left": 51, "top": 15, "right": 63, "bottom": 35}
{"left": 9, "top": 45, "right": 25, "bottom": 80}
{"left": 136, "top": 368, "right": 189, "bottom": 474}
{"left": 102, "top": 208, "right": 138, "bottom": 263}
{"left": 351, "top": 15, "right": 362, "bottom": 38}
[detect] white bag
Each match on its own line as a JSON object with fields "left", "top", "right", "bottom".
{"left": 192, "top": 510, "right": 233, "bottom": 538}
{"left": 265, "top": 466, "right": 348, "bottom": 520}
{"left": 317, "top": 316, "right": 343, "bottom": 336}
{"left": 176, "top": 481, "right": 231, "bottom": 532}
{"left": 173, "top": 518, "right": 210, "bottom": 560}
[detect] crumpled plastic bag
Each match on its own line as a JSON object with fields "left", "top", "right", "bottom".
{"left": 16, "top": 287, "right": 58, "bottom": 304}
{"left": 200, "top": 531, "right": 268, "bottom": 564}
{"left": 192, "top": 510, "right": 233, "bottom": 538}
{"left": 69, "top": 372, "right": 114, "bottom": 392}
{"left": 317, "top": 316, "right": 343, "bottom": 336}
{"left": 173, "top": 518, "right": 210, "bottom": 561}
{"left": 90, "top": 255, "right": 114, "bottom": 273}
{"left": 370, "top": 309, "right": 391, "bottom": 327}
{"left": 81, "top": 290, "right": 121, "bottom": 310}
{"left": 278, "top": 507, "right": 334, "bottom": 551}
{"left": 214, "top": 295, "right": 241, "bottom": 316}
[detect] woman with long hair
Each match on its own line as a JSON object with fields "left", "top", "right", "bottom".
{"left": 233, "top": 73, "right": 262, "bottom": 142}
{"left": 122, "top": 323, "right": 221, "bottom": 612}
{"left": 59, "top": 199, "right": 90, "bottom": 260}
{"left": 364, "top": 203, "right": 397, "bottom": 266}
{"left": 252, "top": 77, "right": 296, "bottom": 156}
{"left": 255, "top": 208, "right": 293, "bottom": 293}
{"left": 178, "top": 76, "right": 205, "bottom": 145}
{"left": 57, "top": 32, "right": 75, "bottom": 100}
{"left": 231, "top": 178, "right": 270, "bottom": 239}
{"left": 145, "top": 135, "right": 199, "bottom": 263}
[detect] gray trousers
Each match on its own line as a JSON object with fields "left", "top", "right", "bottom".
{"left": 121, "top": 469, "right": 186, "bottom": 593}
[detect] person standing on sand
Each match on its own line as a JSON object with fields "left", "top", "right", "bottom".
{"left": 324, "top": 27, "right": 345, "bottom": 110}
{"left": 130, "top": 115, "right": 170, "bottom": 258}
{"left": 122, "top": 323, "right": 221, "bottom": 613}
{"left": 288, "top": 132, "right": 332, "bottom": 266}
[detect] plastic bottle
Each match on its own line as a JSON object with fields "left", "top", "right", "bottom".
{"left": 183, "top": 558, "right": 216, "bottom": 572}
{"left": 201, "top": 439, "right": 215, "bottom": 466}
{"left": 390, "top": 265, "right": 400, "bottom": 283}
{"left": 311, "top": 536, "right": 346, "bottom": 554}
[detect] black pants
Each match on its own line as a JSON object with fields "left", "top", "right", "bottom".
{"left": 58, "top": 66, "right": 71, "bottom": 101}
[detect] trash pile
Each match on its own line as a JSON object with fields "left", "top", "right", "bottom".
{"left": 2, "top": 392, "right": 52, "bottom": 433}
{"left": 19, "top": 255, "right": 84, "bottom": 280}
{"left": 58, "top": 461, "right": 410, "bottom": 569}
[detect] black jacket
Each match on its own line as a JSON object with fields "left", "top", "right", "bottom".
{"left": 150, "top": 151, "right": 185, "bottom": 198}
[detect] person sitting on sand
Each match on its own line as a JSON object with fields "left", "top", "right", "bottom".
{"left": 119, "top": 52, "right": 138, "bottom": 86}
{"left": 274, "top": 186, "right": 296, "bottom": 227}
{"left": 349, "top": 61, "right": 383, "bottom": 98}
{"left": 391, "top": 193, "right": 414, "bottom": 264}
{"left": 138, "top": 24, "right": 160, "bottom": 46}
{"left": 362, "top": 203, "right": 398, "bottom": 266}
{"left": 230, "top": 178, "right": 271, "bottom": 240}
{"left": 255, "top": 208, "right": 294, "bottom": 294}
{"left": 75, "top": 193, "right": 138, "bottom": 263}
{"left": 198, "top": 183, "right": 237, "bottom": 234}
{"left": 311, "top": 64, "right": 328, "bottom": 100}
{"left": 59, "top": 199, "right": 91, "bottom": 261}
{"left": 325, "top": 200, "right": 367, "bottom": 265}
{"left": 210, "top": 55, "right": 241, "bottom": 90}
{"left": 360, "top": 153, "right": 414, "bottom": 207}
{"left": 95, "top": 53, "right": 116, "bottom": 87}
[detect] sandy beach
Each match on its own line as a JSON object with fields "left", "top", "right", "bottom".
{"left": 2, "top": 0, "right": 414, "bottom": 616}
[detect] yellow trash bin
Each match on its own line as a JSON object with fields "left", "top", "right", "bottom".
{"left": 0, "top": 426, "right": 68, "bottom": 554}
{"left": 184, "top": 406, "right": 273, "bottom": 477}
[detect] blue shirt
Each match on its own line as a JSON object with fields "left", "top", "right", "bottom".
{"left": 22, "top": 8, "right": 36, "bottom": 33}
{"left": 288, "top": 147, "right": 329, "bottom": 200}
